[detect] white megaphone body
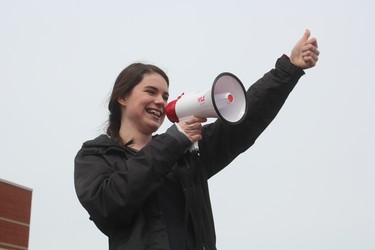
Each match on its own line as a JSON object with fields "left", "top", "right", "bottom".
{"left": 166, "top": 72, "right": 248, "bottom": 152}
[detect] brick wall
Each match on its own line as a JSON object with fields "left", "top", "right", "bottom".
{"left": 0, "top": 179, "right": 32, "bottom": 250}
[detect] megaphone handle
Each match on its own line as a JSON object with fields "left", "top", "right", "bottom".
{"left": 178, "top": 116, "right": 200, "bottom": 153}
{"left": 190, "top": 141, "right": 199, "bottom": 152}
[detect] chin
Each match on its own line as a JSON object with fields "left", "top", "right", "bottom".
{"left": 145, "top": 116, "right": 165, "bottom": 132}
{"left": 148, "top": 121, "right": 162, "bottom": 132}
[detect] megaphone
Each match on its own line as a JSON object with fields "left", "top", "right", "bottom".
{"left": 166, "top": 72, "right": 248, "bottom": 151}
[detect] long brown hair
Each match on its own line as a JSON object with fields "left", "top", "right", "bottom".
{"left": 107, "top": 63, "right": 169, "bottom": 143}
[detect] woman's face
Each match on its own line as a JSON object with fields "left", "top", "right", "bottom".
{"left": 120, "top": 73, "right": 169, "bottom": 134}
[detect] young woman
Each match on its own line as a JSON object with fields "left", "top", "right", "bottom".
{"left": 74, "top": 30, "right": 319, "bottom": 250}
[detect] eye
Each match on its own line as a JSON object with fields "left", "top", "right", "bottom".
{"left": 145, "top": 89, "right": 156, "bottom": 95}
{"left": 163, "top": 95, "right": 169, "bottom": 102}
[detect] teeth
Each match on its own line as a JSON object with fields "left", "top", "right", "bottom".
{"left": 147, "top": 109, "right": 162, "bottom": 117}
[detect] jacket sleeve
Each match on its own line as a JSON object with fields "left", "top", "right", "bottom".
{"left": 200, "top": 55, "right": 305, "bottom": 178}
{"left": 74, "top": 125, "right": 191, "bottom": 233}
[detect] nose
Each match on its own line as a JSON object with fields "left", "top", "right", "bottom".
{"left": 155, "top": 94, "right": 166, "bottom": 105}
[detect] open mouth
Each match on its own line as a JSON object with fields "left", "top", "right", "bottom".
{"left": 146, "top": 108, "right": 163, "bottom": 118}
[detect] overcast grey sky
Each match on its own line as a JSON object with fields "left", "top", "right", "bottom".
{"left": 1, "top": 0, "right": 374, "bottom": 249}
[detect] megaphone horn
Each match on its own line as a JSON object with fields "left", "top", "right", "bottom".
{"left": 166, "top": 72, "right": 248, "bottom": 124}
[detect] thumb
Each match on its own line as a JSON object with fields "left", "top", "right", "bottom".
{"left": 299, "top": 29, "right": 311, "bottom": 44}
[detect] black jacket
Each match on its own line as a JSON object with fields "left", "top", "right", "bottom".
{"left": 74, "top": 55, "right": 305, "bottom": 250}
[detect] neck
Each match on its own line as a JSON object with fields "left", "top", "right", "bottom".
{"left": 119, "top": 124, "right": 152, "bottom": 151}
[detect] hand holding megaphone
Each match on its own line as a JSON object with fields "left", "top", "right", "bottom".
{"left": 177, "top": 116, "right": 207, "bottom": 144}
{"left": 166, "top": 72, "right": 248, "bottom": 152}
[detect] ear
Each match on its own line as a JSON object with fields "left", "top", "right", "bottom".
{"left": 118, "top": 97, "right": 126, "bottom": 107}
